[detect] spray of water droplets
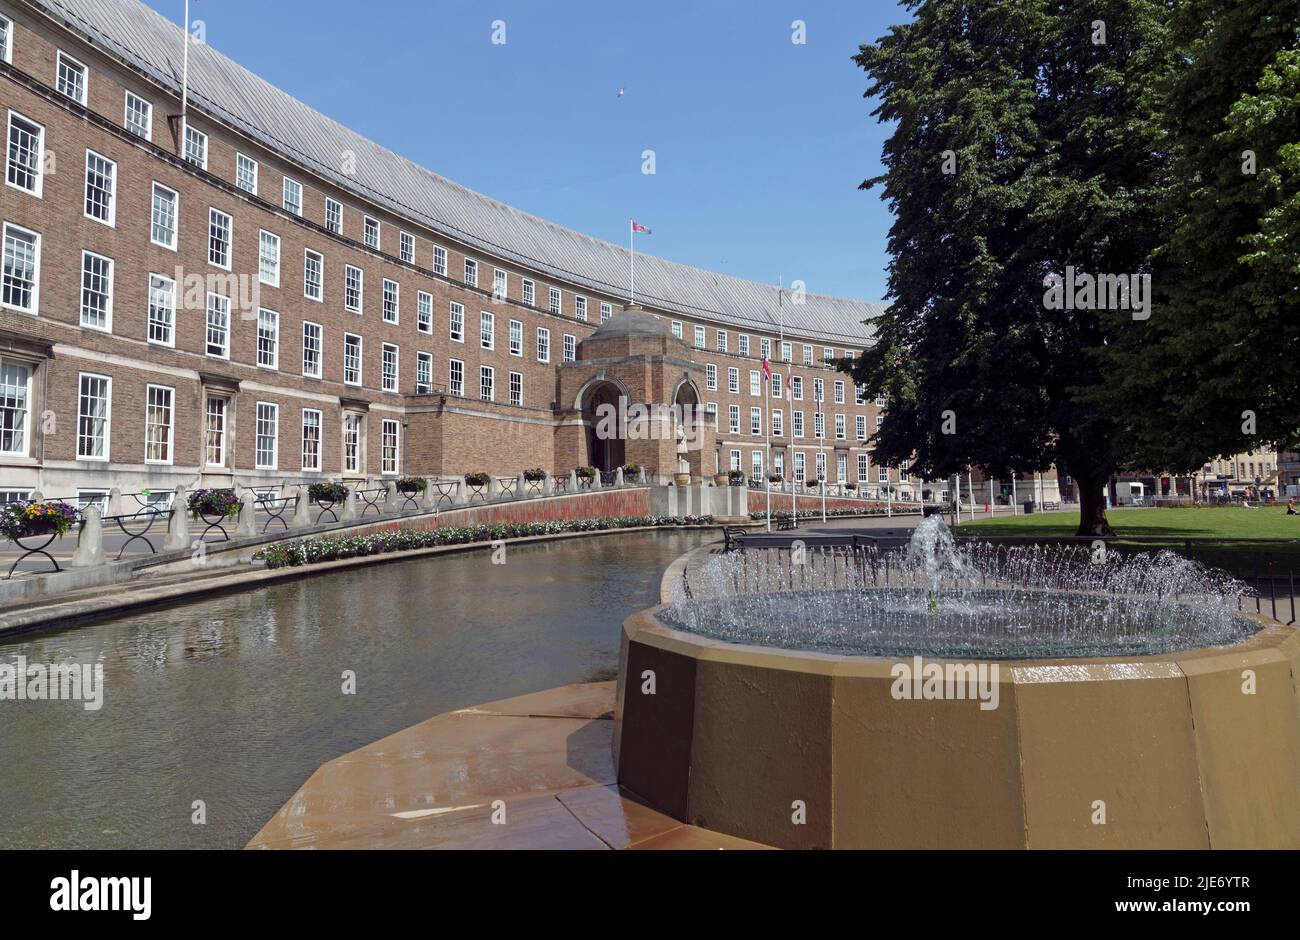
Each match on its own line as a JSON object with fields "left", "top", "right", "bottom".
{"left": 662, "top": 517, "right": 1259, "bottom": 659}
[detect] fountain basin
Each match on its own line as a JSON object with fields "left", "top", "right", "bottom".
{"left": 659, "top": 587, "right": 1262, "bottom": 659}
{"left": 614, "top": 601, "right": 1300, "bottom": 849}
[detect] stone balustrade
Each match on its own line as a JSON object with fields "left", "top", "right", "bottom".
{"left": 15, "top": 467, "right": 662, "bottom": 577}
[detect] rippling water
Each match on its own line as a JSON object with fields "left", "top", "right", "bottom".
{"left": 0, "top": 530, "right": 709, "bottom": 849}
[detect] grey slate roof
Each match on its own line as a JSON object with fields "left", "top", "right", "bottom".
{"left": 27, "top": 0, "right": 881, "bottom": 345}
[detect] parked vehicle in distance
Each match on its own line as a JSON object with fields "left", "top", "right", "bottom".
{"left": 1115, "top": 482, "right": 1145, "bottom": 506}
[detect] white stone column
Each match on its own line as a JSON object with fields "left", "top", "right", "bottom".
{"left": 235, "top": 489, "right": 258, "bottom": 538}
{"left": 70, "top": 505, "right": 106, "bottom": 567}
{"left": 292, "top": 485, "right": 313, "bottom": 528}
{"left": 164, "top": 485, "right": 190, "bottom": 552}
{"left": 568, "top": 470, "right": 579, "bottom": 491}
{"left": 106, "top": 487, "right": 124, "bottom": 518}
{"left": 615, "top": 468, "right": 625, "bottom": 487}
{"left": 342, "top": 487, "right": 359, "bottom": 522}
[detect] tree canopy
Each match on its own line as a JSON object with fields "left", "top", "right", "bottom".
{"left": 849, "top": 0, "right": 1300, "bottom": 533}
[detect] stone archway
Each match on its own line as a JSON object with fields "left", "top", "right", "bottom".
{"left": 581, "top": 381, "right": 626, "bottom": 473}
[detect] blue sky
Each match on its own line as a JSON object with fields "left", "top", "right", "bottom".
{"left": 143, "top": 0, "right": 906, "bottom": 302}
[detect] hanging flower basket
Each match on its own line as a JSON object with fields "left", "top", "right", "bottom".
{"left": 308, "top": 482, "right": 349, "bottom": 503}
{"left": 1, "top": 500, "right": 79, "bottom": 541}
{"left": 396, "top": 476, "right": 427, "bottom": 495}
{"left": 187, "top": 488, "right": 239, "bottom": 519}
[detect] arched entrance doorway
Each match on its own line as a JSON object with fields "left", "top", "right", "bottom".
{"left": 672, "top": 379, "right": 703, "bottom": 481}
{"left": 582, "top": 381, "right": 625, "bottom": 473}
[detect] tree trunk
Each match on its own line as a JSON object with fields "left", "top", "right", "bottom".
{"left": 1075, "top": 480, "right": 1115, "bottom": 537}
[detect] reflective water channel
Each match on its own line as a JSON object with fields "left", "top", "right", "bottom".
{"left": 0, "top": 530, "right": 711, "bottom": 849}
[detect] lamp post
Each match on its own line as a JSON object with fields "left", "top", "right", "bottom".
{"left": 401, "top": 416, "right": 409, "bottom": 477}
{"left": 815, "top": 381, "right": 826, "bottom": 524}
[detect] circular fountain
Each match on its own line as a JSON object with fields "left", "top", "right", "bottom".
{"left": 614, "top": 519, "right": 1300, "bottom": 849}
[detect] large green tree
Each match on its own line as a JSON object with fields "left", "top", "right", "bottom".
{"left": 848, "top": 0, "right": 1174, "bottom": 535}
{"left": 1094, "top": 1, "right": 1300, "bottom": 470}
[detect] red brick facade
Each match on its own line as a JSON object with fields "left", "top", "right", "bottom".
{"left": 0, "top": 1, "right": 903, "bottom": 504}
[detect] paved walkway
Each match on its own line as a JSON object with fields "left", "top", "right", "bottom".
{"left": 247, "top": 682, "right": 771, "bottom": 850}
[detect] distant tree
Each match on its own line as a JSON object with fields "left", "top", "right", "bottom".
{"left": 1094, "top": 1, "right": 1300, "bottom": 469}
{"left": 848, "top": 0, "right": 1173, "bottom": 534}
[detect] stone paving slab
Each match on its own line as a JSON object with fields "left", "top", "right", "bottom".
{"left": 247, "top": 681, "right": 772, "bottom": 850}
{"left": 456, "top": 682, "right": 617, "bottom": 720}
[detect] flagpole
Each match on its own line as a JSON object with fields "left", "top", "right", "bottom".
{"left": 629, "top": 219, "right": 635, "bottom": 305}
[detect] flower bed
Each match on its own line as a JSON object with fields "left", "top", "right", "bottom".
{"left": 308, "top": 482, "right": 349, "bottom": 502}
{"left": 0, "top": 500, "right": 79, "bottom": 541}
{"left": 396, "top": 477, "right": 427, "bottom": 495}
{"left": 187, "top": 488, "right": 239, "bottom": 518}
{"left": 749, "top": 507, "right": 904, "bottom": 521}
{"left": 254, "top": 515, "right": 715, "bottom": 570}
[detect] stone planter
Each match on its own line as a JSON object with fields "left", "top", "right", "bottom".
{"left": 713, "top": 474, "right": 730, "bottom": 486}
{"left": 675, "top": 473, "right": 692, "bottom": 487}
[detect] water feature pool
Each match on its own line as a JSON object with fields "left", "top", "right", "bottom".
{"left": 663, "top": 518, "right": 1259, "bottom": 658}
{"left": 0, "top": 530, "right": 710, "bottom": 849}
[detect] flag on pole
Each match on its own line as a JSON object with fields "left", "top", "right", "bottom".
{"left": 628, "top": 220, "right": 651, "bottom": 305}
{"left": 761, "top": 356, "right": 772, "bottom": 381}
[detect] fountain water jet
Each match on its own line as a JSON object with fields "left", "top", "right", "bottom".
{"left": 661, "top": 516, "right": 1258, "bottom": 659}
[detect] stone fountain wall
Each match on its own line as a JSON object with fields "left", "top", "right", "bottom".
{"left": 614, "top": 606, "right": 1300, "bottom": 849}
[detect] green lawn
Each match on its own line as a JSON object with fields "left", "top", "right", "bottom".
{"left": 954, "top": 506, "right": 1300, "bottom": 573}
{"left": 955, "top": 506, "right": 1300, "bottom": 539}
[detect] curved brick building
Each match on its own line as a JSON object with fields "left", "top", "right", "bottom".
{"left": 0, "top": 0, "right": 926, "bottom": 505}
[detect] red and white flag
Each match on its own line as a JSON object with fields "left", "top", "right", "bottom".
{"left": 762, "top": 356, "right": 772, "bottom": 380}
{"left": 631, "top": 220, "right": 652, "bottom": 234}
